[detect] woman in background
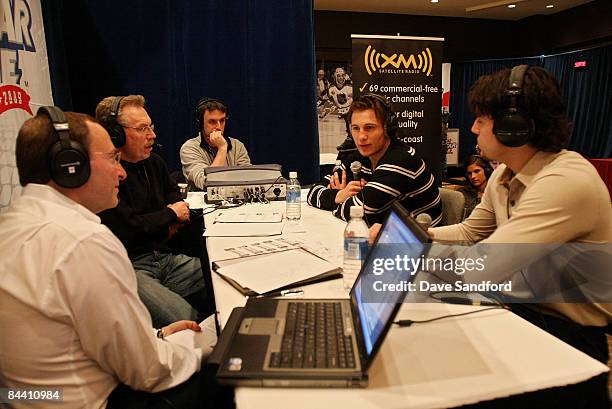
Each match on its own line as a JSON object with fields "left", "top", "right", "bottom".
{"left": 459, "top": 155, "right": 494, "bottom": 217}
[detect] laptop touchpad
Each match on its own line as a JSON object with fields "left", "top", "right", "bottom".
{"left": 239, "top": 318, "right": 280, "bottom": 335}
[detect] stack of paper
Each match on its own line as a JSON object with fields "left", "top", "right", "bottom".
{"left": 212, "top": 248, "right": 342, "bottom": 295}
{"left": 203, "top": 205, "right": 285, "bottom": 237}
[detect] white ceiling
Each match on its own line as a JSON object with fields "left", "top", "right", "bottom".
{"left": 314, "top": 0, "right": 595, "bottom": 21}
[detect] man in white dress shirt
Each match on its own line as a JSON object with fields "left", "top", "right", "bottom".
{"left": 0, "top": 107, "right": 232, "bottom": 408}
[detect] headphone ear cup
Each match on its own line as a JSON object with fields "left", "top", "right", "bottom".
{"left": 493, "top": 107, "right": 534, "bottom": 147}
{"left": 48, "top": 139, "right": 91, "bottom": 188}
{"left": 194, "top": 104, "right": 203, "bottom": 132}
{"left": 107, "top": 123, "right": 126, "bottom": 148}
{"left": 39, "top": 105, "right": 91, "bottom": 188}
{"left": 386, "top": 113, "right": 399, "bottom": 138}
{"left": 494, "top": 65, "right": 534, "bottom": 147}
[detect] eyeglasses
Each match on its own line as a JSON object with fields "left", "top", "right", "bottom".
{"left": 94, "top": 151, "right": 122, "bottom": 164}
{"left": 121, "top": 124, "right": 155, "bottom": 134}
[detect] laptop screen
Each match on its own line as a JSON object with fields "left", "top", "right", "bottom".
{"left": 351, "top": 205, "right": 426, "bottom": 357}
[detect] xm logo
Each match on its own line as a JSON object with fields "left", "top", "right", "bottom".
{"left": 364, "top": 46, "right": 433, "bottom": 76}
{"left": 0, "top": 0, "right": 35, "bottom": 115}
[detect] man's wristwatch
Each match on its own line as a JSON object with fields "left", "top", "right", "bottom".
{"left": 156, "top": 328, "right": 165, "bottom": 340}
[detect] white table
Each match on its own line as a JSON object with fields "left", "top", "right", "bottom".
{"left": 203, "top": 196, "right": 608, "bottom": 408}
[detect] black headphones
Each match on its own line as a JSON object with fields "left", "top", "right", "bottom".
{"left": 493, "top": 65, "right": 535, "bottom": 147}
{"left": 360, "top": 93, "right": 399, "bottom": 138}
{"left": 194, "top": 97, "right": 228, "bottom": 133}
{"left": 41, "top": 106, "right": 91, "bottom": 188}
{"left": 106, "top": 96, "right": 126, "bottom": 148}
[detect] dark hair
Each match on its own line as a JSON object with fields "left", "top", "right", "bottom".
{"left": 199, "top": 99, "right": 227, "bottom": 115}
{"left": 467, "top": 66, "right": 570, "bottom": 152}
{"left": 464, "top": 155, "right": 493, "bottom": 188}
{"left": 16, "top": 112, "right": 95, "bottom": 186}
{"left": 195, "top": 98, "right": 228, "bottom": 133}
{"left": 347, "top": 95, "right": 390, "bottom": 137}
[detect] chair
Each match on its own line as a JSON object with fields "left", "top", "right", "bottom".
{"left": 439, "top": 187, "right": 466, "bottom": 226}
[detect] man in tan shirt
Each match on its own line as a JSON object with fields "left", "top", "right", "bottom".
{"left": 429, "top": 65, "right": 611, "bottom": 407}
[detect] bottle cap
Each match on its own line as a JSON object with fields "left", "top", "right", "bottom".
{"left": 350, "top": 206, "right": 364, "bottom": 218}
{"left": 289, "top": 171, "right": 297, "bottom": 179}
{"left": 334, "top": 160, "right": 341, "bottom": 166}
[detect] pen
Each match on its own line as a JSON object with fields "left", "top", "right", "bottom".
{"left": 255, "top": 289, "right": 304, "bottom": 298}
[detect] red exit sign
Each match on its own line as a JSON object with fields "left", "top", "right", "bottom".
{"left": 574, "top": 60, "right": 587, "bottom": 68}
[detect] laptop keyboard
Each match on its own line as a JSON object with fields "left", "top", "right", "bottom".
{"left": 268, "top": 302, "right": 356, "bottom": 369}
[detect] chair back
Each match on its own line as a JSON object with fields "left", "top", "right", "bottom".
{"left": 439, "top": 187, "right": 466, "bottom": 226}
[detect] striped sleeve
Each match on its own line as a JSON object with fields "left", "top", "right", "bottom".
{"left": 332, "top": 145, "right": 442, "bottom": 226}
{"left": 307, "top": 157, "right": 372, "bottom": 211}
{"left": 307, "top": 179, "right": 338, "bottom": 211}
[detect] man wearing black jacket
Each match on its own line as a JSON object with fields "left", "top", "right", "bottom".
{"left": 96, "top": 95, "right": 207, "bottom": 328}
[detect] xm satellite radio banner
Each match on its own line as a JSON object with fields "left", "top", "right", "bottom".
{"left": 0, "top": 0, "right": 54, "bottom": 212}
{"left": 351, "top": 35, "right": 444, "bottom": 183}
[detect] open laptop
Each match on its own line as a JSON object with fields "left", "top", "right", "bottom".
{"left": 211, "top": 202, "right": 431, "bottom": 387}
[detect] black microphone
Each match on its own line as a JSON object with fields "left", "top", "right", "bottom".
{"left": 350, "top": 161, "right": 362, "bottom": 182}
{"left": 153, "top": 142, "right": 164, "bottom": 152}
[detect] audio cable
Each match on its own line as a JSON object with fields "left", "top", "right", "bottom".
{"left": 394, "top": 305, "right": 507, "bottom": 327}
{"left": 393, "top": 292, "right": 507, "bottom": 328}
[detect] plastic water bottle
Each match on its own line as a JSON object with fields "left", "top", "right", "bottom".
{"left": 343, "top": 206, "right": 370, "bottom": 291}
{"left": 286, "top": 171, "right": 301, "bottom": 220}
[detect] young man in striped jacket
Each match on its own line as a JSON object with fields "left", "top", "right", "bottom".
{"left": 308, "top": 94, "right": 442, "bottom": 227}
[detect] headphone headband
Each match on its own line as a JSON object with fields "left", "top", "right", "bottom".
{"left": 492, "top": 65, "right": 534, "bottom": 147}
{"left": 507, "top": 65, "right": 529, "bottom": 96}
{"left": 105, "top": 96, "right": 127, "bottom": 148}
{"left": 361, "top": 93, "right": 390, "bottom": 108}
{"left": 110, "top": 96, "right": 124, "bottom": 119}
{"left": 38, "top": 105, "right": 67, "bottom": 125}
{"left": 38, "top": 106, "right": 70, "bottom": 145}
{"left": 196, "top": 97, "right": 227, "bottom": 111}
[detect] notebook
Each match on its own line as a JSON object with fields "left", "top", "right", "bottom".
{"left": 210, "top": 202, "right": 431, "bottom": 387}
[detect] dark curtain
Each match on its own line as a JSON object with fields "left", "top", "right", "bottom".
{"left": 44, "top": 0, "right": 319, "bottom": 182}
{"left": 543, "top": 45, "right": 612, "bottom": 158}
{"left": 245, "top": 0, "right": 319, "bottom": 177}
{"left": 449, "top": 57, "right": 543, "bottom": 163}
{"left": 41, "top": 0, "right": 72, "bottom": 109}
{"left": 449, "top": 44, "right": 612, "bottom": 162}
